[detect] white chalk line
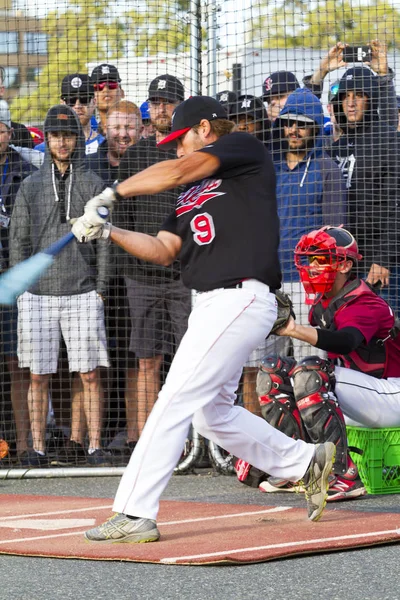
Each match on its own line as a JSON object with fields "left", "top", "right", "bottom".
{"left": 0, "top": 506, "right": 291, "bottom": 545}
{"left": 160, "top": 528, "right": 400, "bottom": 563}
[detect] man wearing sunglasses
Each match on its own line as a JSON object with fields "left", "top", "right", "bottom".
{"left": 35, "top": 74, "right": 104, "bottom": 157}
{"left": 90, "top": 64, "right": 125, "bottom": 136}
{"left": 271, "top": 88, "right": 347, "bottom": 361}
{"left": 258, "top": 225, "right": 400, "bottom": 500}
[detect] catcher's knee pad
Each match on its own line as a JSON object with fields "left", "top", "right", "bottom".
{"left": 292, "top": 356, "right": 347, "bottom": 473}
{"left": 256, "top": 354, "right": 304, "bottom": 440}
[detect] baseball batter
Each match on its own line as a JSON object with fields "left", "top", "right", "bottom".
{"left": 71, "top": 96, "right": 335, "bottom": 543}
{"left": 258, "top": 225, "right": 400, "bottom": 500}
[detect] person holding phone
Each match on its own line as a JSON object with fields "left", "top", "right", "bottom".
{"left": 303, "top": 40, "right": 398, "bottom": 131}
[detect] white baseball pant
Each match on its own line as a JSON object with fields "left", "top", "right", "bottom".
{"left": 113, "top": 279, "right": 315, "bottom": 520}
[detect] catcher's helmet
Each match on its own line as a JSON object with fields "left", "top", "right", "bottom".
{"left": 294, "top": 225, "right": 362, "bottom": 301}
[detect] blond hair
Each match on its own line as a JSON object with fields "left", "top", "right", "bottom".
{"left": 107, "top": 100, "right": 142, "bottom": 122}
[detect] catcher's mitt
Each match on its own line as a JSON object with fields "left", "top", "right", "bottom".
{"left": 269, "top": 290, "right": 296, "bottom": 335}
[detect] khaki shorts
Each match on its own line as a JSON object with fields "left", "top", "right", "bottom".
{"left": 17, "top": 291, "right": 109, "bottom": 374}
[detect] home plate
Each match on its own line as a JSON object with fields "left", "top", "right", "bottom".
{"left": 0, "top": 494, "right": 400, "bottom": 565}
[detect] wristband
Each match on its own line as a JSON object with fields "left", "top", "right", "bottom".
{"left": 101, "top": 223, "right": 112, "bottom": 239}
{"left": 111, "top": 183, "right": 124, "bottom": 202}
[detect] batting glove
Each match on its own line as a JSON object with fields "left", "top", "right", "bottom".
{"left": 84, "top": 186, "right": 120, "bottom": 216}
{"left": 71, "top": 216, "right": 111, "bottom": 243}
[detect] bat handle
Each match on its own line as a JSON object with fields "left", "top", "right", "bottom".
{"left": 43, "top": 207, "right": 110, "bottom": 257}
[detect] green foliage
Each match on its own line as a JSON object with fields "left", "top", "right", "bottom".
{"left": 249, "top": 0, "right": 400, "bottom": 50}
{"left": 11, "top": 0, "right": 190, "bottom": 123}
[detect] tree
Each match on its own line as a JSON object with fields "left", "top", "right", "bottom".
{"left": 248, "top": 0, "right": 400, "bottom": 49}
{"left": 11, "top": 0, "right": 191, "bottom": 123}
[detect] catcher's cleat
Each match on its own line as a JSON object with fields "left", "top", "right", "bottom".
{"left": 259, "top": 476, "right": 305, "bottom": 493}
{"left": 302, "top": 442, "right": 336, "bottom": 522}
{"left": 84, "top": 513, "right": 160, "bottom": 543}
{"left": 327, "top": 475, "right": 367, "bottom": 501}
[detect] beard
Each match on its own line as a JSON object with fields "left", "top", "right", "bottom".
{"left": 151, "top": 116, "right": 171, "bottom": 134}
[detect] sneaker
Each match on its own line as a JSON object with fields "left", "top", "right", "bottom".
{"left": 259, "top": 476, "right": 305, "bottom": 493}
{"left": 302, "top": 442, "right": 336, "bottom": 522}
{"left": 84, "top": 513, "right": 160, "bottom": 543}
{"left": 51, "top": 441, "right": 87, "bottom": 466}
{"left": 87, "top": 449, "right": 113, "bottom": 466}
{"left": 19, "top": 450, "right": 49, "bottom": 468}
{"left": 327, "top": 475, "right": 367, "bottom": 502}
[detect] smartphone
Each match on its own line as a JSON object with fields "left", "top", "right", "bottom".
{"left": 342, "top": 46, "right": 372, "bottom": 63}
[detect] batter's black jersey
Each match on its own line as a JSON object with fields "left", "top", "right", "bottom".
{"left": 161, "top": 132, "right": 282, "bottom": 292}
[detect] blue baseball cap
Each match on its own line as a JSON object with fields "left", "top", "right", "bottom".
{"left": 140, "top": 101, "right": 150, "bottom": 122}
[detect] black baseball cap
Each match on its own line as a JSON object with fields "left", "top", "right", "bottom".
{"left": 262, "top": 71, "right": 299, "bottom": 100}
{"left": 157, "top": 96, "right": 227, "bottom": 148}
{"left": 61, "top": 74, "right": 94, "bottom": 99}
{"left": 148, "top": 74, "right": 185, "bottom": 103}
{"left": 229, "top": 94, "right": 266, "bottom": 122}
{"left": 44, "top": 105, "right": 80, "bottom": 135}
{"left": 90, "top": 63, "right": 121, "bottom": 83}
{"left": 216, "top": 90, "right": 237, "bottom": 105}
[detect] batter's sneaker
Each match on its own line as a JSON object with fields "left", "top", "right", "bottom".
{"left": 259, "top": 477, "right": 305, "bottom": 493}
{"left": 302, "top": 442, "right": 336, "bottom": 522}
{"left": 84, "top": 513, "right": 160, "bottom": 543}
{"left": 327, "top": 475, "right": 367, "bottom": 501}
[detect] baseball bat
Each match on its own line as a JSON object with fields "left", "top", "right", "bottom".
{"left": 0, "top": 207, "right": 109, "bottom": 306}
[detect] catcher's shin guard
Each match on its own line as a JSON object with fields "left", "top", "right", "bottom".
{"left": 256, "top": 354, "right": 304, "bottom": 440}
{"left": 234, "top": 457, "right": 267, "bottom": 487}
{"left": 292, "top": 356, "right": 347, "bottom": 473}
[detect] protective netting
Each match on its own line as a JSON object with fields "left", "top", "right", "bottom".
{"left": 0, "top": 0, "right": 399, "bottom": 468}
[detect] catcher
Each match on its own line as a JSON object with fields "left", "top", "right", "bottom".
{"left": 241, "top": 225, "right": 400, "bottom": 501}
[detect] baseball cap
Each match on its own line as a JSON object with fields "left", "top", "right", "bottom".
{"left": 262, "top": 71, "right": 300, "bottom": 100}
{"left": 229, "top": 95, "right": 266, "bottom": 121}
{"left": 278, "top": 112, "right": 316, "bottom": 124}
{"left": 140, "top": 101, "right": 150, "bottom": 122}
{"left": 61, "top": 74, "right": 94, "bottom": 99}
{"left": 216, "top": 90, "right": 237, "bottom": 106}
{"left": 90, "top": 63, "right": 121, "bottom": 83}
{"left": 44, "top": 105, "right": 80, "bottom": 135}
{"left": 148, "top": 74, "right": 185, "bottom": 103}
{"left": 0, "top": 99, "right": 11, "bottom": 128}
{"left": 157, "top": 96, "right": 227, "bottom": 148}
{"left": 27, "top": 126, "right": 44, "bottom": 146}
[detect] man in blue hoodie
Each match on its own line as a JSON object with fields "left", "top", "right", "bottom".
{"left": 272, "top": 88, "right": 348, "bottom": 360}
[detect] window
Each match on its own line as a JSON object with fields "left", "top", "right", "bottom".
{"left": 0, "top": 32, "right": 19, "bottom": 54}
{"left": 24, "top": 32, "right": 48, "bottom": 55}
{"left": 3, "top": 67, "right": 19, "bottom": 88}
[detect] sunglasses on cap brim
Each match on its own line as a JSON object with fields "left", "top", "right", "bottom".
{"left": 93, "top": 81, "right": 119, "bottom": 91}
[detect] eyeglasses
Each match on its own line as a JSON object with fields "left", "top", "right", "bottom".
{"left": 93, "top": 81, "right": 119, "bottom": 91}
{"left": 284, "top": 119, "right": 309, "bottom": 129}
{"left": 62, "top": 97, "right": 92, "bottom": 106}
{"left": 308, "top": 255, "right": 331, "bottom": 265}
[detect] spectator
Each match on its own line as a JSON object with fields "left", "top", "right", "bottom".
{"left": 0, "top": 101, "right": 35, "bottom": 461}
{"left": 328, "top": 65, "right": 400, "bottom": 314}
{"left": 139, "top": 101, "right": 155, "bottom": 139}
{"left": 88, "top": 100, "right": 143, "bottom": 186}
{"left": 262, "top": 71, "right": 300, "bottom": 123}
{"left": 397, "top": 96, "right": 400, "bottom": 132}
{"left": 10, "top": 105, "right": 110, "bottom": 467}
{"left": 228, "top": 94, "right": 270, "bottom": 143}
{"left": 90, "top": 64, "right": 125, "bottom": 136}
{"left": 272, "top": 88, "right": 347, "bottom": 360}
{"left": 114, "top": 74, "right": 191, "bottom": 446}
{"left": 303, "top": 41, "right": 398, "bottom": 130}
{"left": 35, "top": 74, "right": 104, "bottom": 157}
{"left": 216, "top": 90, "right": 237, "bottom": 117}
{"left": 0, "top": 67, "right": 34, "bottom": 149}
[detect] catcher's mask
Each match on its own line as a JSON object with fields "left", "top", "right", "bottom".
{"left": 294, "top": 225, "right": 362, "bottom": 303}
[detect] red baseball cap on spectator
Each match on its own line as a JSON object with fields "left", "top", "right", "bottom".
{"left": 27, "top": 126, "right": 44, "bottom": 146}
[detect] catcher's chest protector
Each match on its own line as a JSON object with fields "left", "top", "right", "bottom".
{"left": 311, "top": 278, "right": 398, "bottom": 378}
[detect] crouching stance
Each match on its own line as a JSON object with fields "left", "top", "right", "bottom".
{"left": 242, "top": 225, "right": 400, "bottom": 501}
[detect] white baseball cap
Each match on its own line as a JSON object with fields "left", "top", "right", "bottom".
{"left": 0, "top": 100, "right": 11, "bottom": 128}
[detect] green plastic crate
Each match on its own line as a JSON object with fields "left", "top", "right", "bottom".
{"left": 346, "top": 426, "right": 400, "bottom": 495}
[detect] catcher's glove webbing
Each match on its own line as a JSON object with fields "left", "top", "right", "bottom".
{"left": 269, "top": 290, "right": 296, "bottom": 335}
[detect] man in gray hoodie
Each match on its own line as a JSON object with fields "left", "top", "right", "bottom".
{"left": 10, "top": 105, "right": 110, "bottom": 467}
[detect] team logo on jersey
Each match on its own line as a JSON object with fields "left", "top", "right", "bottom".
{"left": 176, "top": 178, "right": 225, "bottom": 216}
